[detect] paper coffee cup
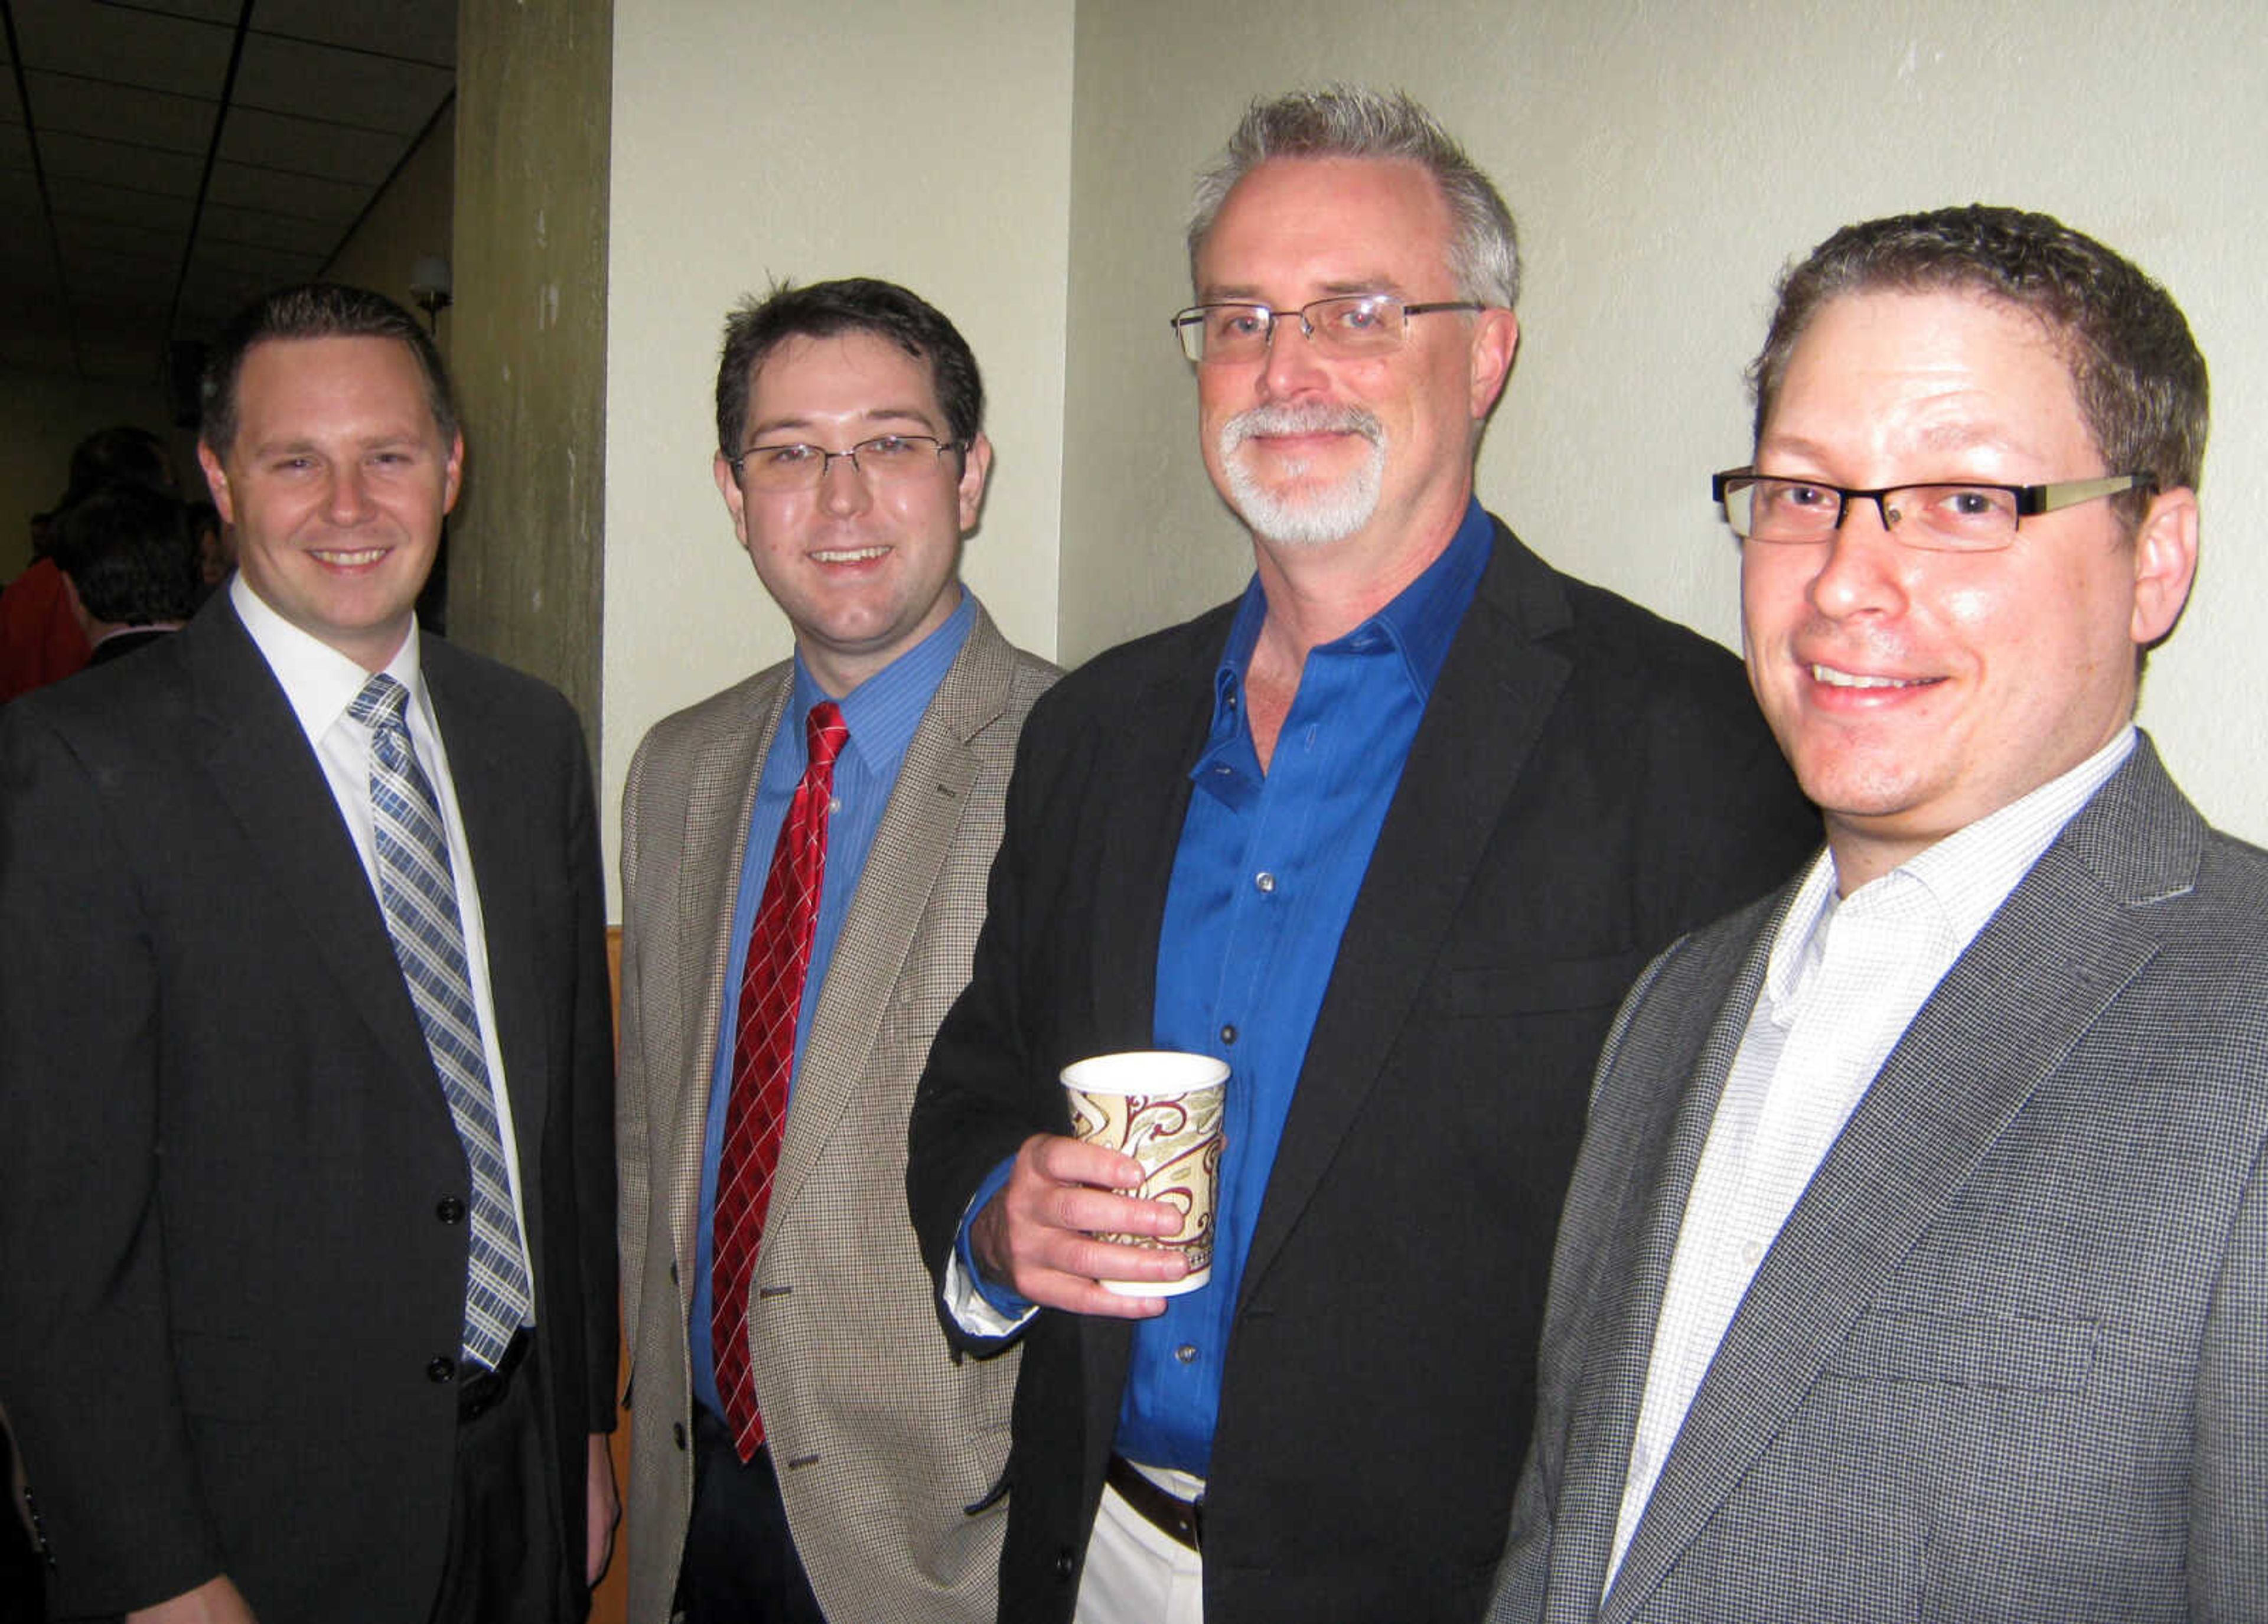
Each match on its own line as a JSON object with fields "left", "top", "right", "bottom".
{"left": 1061, "top": 1050, "right": 1228, "bottom": 1296}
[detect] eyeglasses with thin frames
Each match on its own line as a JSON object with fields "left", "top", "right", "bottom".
{"left": 1169, "top": 294, "right": 1488, "bottom": 365}
{"left": 1711, "top": 468, "right": 2155, "bottom": 553}
{"left": 729, "top": 433, "right": 962, "bottom": 494}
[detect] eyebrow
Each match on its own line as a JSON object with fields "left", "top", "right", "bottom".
{"left": 1757, "top": 423, "right": 2028, "bottom": 467}
{"left": 745, "top": 405, "right": 941, "bottom": 443}
{"left": 246, "top": 432, "right": 426, "bottom": 459}
{"left": 1195, "top": 277, "right": 1407, "bottom": 305}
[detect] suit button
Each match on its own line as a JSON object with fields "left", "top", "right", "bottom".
{"left": 427, "top": 1356, "right": 457, "bottom": 1383}
{"left": 436, "top": 1196, "right": 467, "bottom": 1223}
{"left": 673, "top": 1421, "right": 687, "bottom": 1450}
{"left": 1053, "top": 1548, "right": 1077, "bottom": 1580}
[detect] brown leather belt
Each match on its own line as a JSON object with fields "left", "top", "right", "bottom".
{"left": 1106, "top": 1453, "right": 1204, "bottom": 1552}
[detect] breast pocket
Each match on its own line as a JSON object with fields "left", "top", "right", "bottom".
{"left": 1825, "top": 1309, "right": 2100, "bottom": 1395}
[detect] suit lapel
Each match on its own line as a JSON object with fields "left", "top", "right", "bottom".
{"left": 1086, "top": 624, "right": 1221, "bottom": 1049}
{"left": 1236, "top": 528, "right": 1573, "bottom": 1306}
{"left": 426, "top": 643, "right": 550, "bottom": 1162}
{"left": 772, "top": 611, "right": 1014, "bottom": 1215}
{"left": 664, "top": 673, "right": 789, "bottom": 1274}
{"left": 1602, "top": 793, "right": 2172, "bottom": 1623}
{"left": 1545, "top": 906, "right": 1782, "bottom": 1620}
{"left": 188, "top": 603, "right": 436, "bottom": 1099}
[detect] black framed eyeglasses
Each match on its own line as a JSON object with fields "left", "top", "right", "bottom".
{"left": 1711, "top": 468, "right": 2156, "bottom": 553}
{"left": 728, "top": 433, "right": 961, "bottom": 493}
{"left": 1169, "top": 294, "right": 1488, "bottom": 364}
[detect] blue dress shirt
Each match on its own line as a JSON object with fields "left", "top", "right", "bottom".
{"left": 960, "top": 501, "right": 1491, "bottom": 1475}
{"left": 689, "top": 591, "right": 976, "bottom": 1416}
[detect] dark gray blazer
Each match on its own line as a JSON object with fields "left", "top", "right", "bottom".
{"left": 1493, "top": 735, "right": 2268, "bottom": 1623}
{"left": 0, "top": 593, "right": 617, "bottom": 1619}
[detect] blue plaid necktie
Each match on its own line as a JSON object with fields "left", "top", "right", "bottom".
{"left": 349, "top": 673, "right": 532, "bottom": 1370}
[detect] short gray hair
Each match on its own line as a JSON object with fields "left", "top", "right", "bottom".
{"left": 1187, "top": 85, "right": 1520, "bottom": 310}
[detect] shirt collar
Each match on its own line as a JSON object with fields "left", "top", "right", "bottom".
{"left": 1206, "top": 495, "right": 1494, "bottom": 731}
{"left": 230, "top": 572, "right": 423, "bottom": 746}
{"left": 1764, "top": 723, "right": 2138, "bottom": 1014}
{"left": 783, "top": 586, "right": 976, "bottom": 778}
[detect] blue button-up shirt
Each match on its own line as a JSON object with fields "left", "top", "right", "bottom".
{"left": 1115, "top": 500, "right": 1490, "bottom": 1473}
{"left": 690, "top": 591, "right": 976, "bottom": 1416}
{"left": 954, "top": 509, "right": 1491, "bottom": 1462}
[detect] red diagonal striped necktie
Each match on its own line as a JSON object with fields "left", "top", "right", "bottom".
{"left": 712, "top": 699, "right": 848, "bottom": 1461}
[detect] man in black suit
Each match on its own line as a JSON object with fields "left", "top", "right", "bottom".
{"left": 906, "top": 87, "right": 1819, "bottom": 1624}
{"left": 0, "top": 284, "right": 618, "bottom": 1623}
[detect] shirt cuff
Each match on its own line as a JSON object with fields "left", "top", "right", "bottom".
{"left": 946, "top": 1157, "right": 1039, "bottom": 1338}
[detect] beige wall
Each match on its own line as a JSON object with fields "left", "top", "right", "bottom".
{"left": 601, "top": 0, "right": 1076, "bottom": 886}
{"left": 1058, "top": 0, "right": 2268, "bottom": 845}
{"left": 592, "top": 0, "right": 2268, "bottom": 896}
{"left": 452, "top": 0, "right": 614, "bottom": 761}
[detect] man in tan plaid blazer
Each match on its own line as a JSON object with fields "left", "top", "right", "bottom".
{"left": 617, "top": 278, "right": 1055, "bottom": 1624}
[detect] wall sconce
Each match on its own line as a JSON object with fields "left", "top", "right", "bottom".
{"left": 409, "top": 255, "right": 454, "bottom": 332}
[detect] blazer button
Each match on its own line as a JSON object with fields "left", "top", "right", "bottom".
{"left": 436, "top": 1195, "right": 467, "bottom": 1224}
{"left": 426, "top": 1355, "right": 457, "bottom": 1384}
{"left": 673, "top": 1421, "right": 687, "bottom": 1450}
{"left": 1053, "top": 1548, "right": 1077, "bottom": 1580}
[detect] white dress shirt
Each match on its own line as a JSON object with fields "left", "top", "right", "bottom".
{"left": 1605, "top": 725, "right": 2137, "bottom": 1590}
{"left": 229, "top": 576, "right": 535, "bottom": 1294}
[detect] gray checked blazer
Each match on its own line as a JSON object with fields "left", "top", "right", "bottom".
{"left": 615, "top": 602, "right": 1056, "bottom": 1624}
{"left": 1491, "top": 734, "right": 2268, "bottom": 1623}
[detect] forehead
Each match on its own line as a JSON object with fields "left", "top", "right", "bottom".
{"left": 1764, "top": 288, "right": 2091, "bottom": 459}
{"left": 745, "top": 330, "right": 944, "bottom": 432}
{"left": 234, "top": 335, "right": 439, "bottom": 438}
{"left": 1197, "top": 155, "right": 1456, "bottom": 297}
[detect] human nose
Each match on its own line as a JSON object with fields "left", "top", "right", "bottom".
{"left": 324, "top": 463, "right": 374, "bottom": 525}
{"left": 1258, "top": 308, "right": 1329, "bottom": 398}
{"left": 1804, "top": 491, "right": 1909, "bottom": 618}
{"left": 816, "top": 448, "right": 874, "bottom": 515}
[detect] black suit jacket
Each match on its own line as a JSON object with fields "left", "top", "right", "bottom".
{"left": 0, "top": 594, "right": 617, "bottom": 1620}
{"left": 908, "top": 518, "right": 1821, "bottom": 1624}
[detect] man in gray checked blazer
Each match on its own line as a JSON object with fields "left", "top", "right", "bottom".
{"left": 1493, "top": 205, "right": 2268, "bottom": 1623}
{"left": 617, "top": 279, "right": 1054, "bottom": 1624}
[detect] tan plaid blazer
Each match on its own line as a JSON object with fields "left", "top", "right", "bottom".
{"left": 617, "top": 604, "right": 1055, "bottom": 1623}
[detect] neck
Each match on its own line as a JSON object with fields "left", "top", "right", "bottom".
{"left": 1248, "top": 488, "right": 1468, "bottom": 667}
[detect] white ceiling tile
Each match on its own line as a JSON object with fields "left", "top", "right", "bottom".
{"left": 218, "top": 104, "right": 404, "bottom": 184}
{"left": 203, "top": 157, "right": 362, "bottom": 222}
{"left": 252, "top": 0, "right": 457, "bottom": 69}
{"left": 24, "top": 69, "right": 218, "bottom": 150}
{"left": 39, "top": 129, "right": 205, "bottom": 195}
{"left": 11, "top": 0, "right": 235, "bottom": 100}
{"left": 232, "top": 32, "right": 450, "bottom": 134}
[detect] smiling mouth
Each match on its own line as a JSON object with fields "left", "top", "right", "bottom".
{"left": 1810, "top": 663, "right": 1937, "bottom": 690}
{"left": 311, "top": 547, "right": 387, "bottom": 566}
{"left": 813, "top": 545, "right": 888, "bottom": 564}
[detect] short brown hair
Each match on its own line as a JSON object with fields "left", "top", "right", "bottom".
{"left": 1750, "top": 205, "right": 2208, "bottom": 505}
{"left": 201, "top": 283, "right": 458, "bottom": 456}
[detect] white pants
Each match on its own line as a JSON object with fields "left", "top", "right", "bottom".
{"left": 1074, "top": 1470, "right": 1206, "bottom": 1624}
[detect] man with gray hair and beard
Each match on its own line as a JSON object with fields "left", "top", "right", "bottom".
{"left": 907, "top": 86, "right": 1817, "bottom": 1624}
